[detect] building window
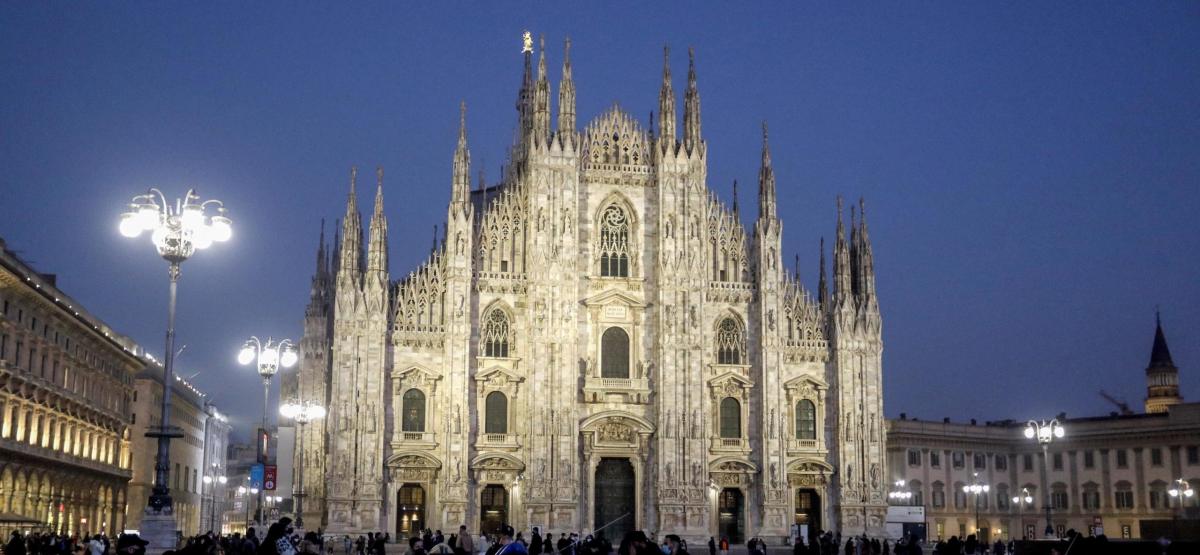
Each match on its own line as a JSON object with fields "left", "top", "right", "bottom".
{"left": 795, "top": 400, "right": 816, "bottom": 440}
{"left": 175, "top": 463, "right": 181, "bottom": 490}
{"left": 481, "top": 309, "right": 511, "bottom": 358}
{"left": 911, "top": 482, "right": 924, "bottom": 506}
{"left": 1023, "top": 454, "right": 1033, "bottom": 471}
{"left": 1187, "top": 446, "right": 1199, "bottom": 465}
{"left": 1053, "top": 453, "right": 1063, "bottom": 471}
{"left": 996, "top": 486, "right": 1010, "bottom": 510}
{"left": 1083, "top": 450, "right": 1094, "bottom": 469}
{"left": 1051, "top": 484, "right": 1068, "bottom": 510}
{"left": 1150, "top": 448, "right": 1163, "bottom": 467}
{"left": 601, "top": 327, "right": 630, "bottom": 379}
{"left": 401, "top": 389, "right": 426, "bottom": 432}
{"left": 952, "top": 452, "right": 964, "bottom": 469}
{"left": 715, "top": 318, "right": 745, "bottom": 365}
{"left": 908, "top": 449, "right": 921, "bottom": 467}
{"left": 1116, "top": 449, "right": 1128, "bottom": 468}
{"left": 193, "top": 468, "right": 198, "bottom": 493}
{"left": 719, "top": 397, "right": 741, "bottom": 439}
{"left": 1081, "top": 488, "right": 1100, "bottom": 510}
{"left": 484, "top": 391, "right": 508, "bottom": 434}
{"left": 598, "top": 204, "right": 630, "bottom": 277}
{"left": 1149, "top": 487, "right": 1168, "bottom": 510}
{"left": 954, "top": 485, "right": 966, "bottom": 509}
{"left": 1115, "top": 482, "right": 1134, "bottom": 509}
{"left": 930, "top": 451, "right": 941, "bottom": 468}
{"left": 932, "top": 483, "right": 945, "bottom": 508}
{"left": 995, "top": 455, "right": 1007, "bottom": 471}
{"left": 974, "top": 453, "right": 986, "bottom": 470}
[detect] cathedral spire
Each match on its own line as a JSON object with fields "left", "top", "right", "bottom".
{"left": 857, "top": 197, "right": 877, "bottom": 303}
{"left": 366, "top": 167, "right": 388, "bottom": 276}
{"left": 758, "top": 121, "right": 777, "bottom": 223}
{"left": 818, "top": 237, "right": 830, "bottom": 310}
{"left": 451, "top": 102, "right": 472, "bottom": 211}
{"left": 731, "top": 179, "right": 739, "bottom": 217}
{"left": 557, "top": 36, "right": 576, "bottom": 136}
{"left": 533, "top": 34, "right": 552, "bottom": 141}
{"left": 683, "top": 46, "right": 702, "bottom": 153}
{"left": 833, "top": 196, "right": 852, "bottom": 305}
{"left": 338, "top": 167, "right": 362, "bottom": 276}
{"left": 657, "top": 45, "right": 676, "bottom": 143}
{"left": 315, "top": 218, "right": 327, "bottom": 278}
{"left": 515, "top": 31, "right": 535, "bottom": 146}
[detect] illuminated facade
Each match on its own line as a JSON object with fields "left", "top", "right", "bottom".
{"left": 290, "top": 38, "right": 888, "bottom": 542}
{"left": 0, "top": 238, "right": 141, "bottom": 535}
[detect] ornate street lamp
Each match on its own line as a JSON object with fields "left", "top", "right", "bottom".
{"left": 1024, "top": 419, "right": 1065, "bottom": 537}
{"left": 202, "top": 473, "right": 227, "bottom": 533}
{"left": 280, "top": 398, "right": 326, "bottom": 529}
{"left": 962, "top": 472, "right": 990, "bottom": 537}
{"left": 1011, "top": 487, "right": 1034, "bottom": 539}
{"left": 238, "top": 336, "right": 296, "bottom": 524}
{"left": 119, "top": 189, "right": 231, "bottom": 516}
{"left": 1168, "top": 478, "right": 1195, "bottom": 540}
{"left": 889, "top": 480, "right": 914, "bottom": 505}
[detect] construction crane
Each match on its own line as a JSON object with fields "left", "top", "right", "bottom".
{"left": 1099, "top": 390, "right": 1134, "bottom": 416}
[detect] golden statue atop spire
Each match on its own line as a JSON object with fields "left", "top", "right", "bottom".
{"left": 522, "top": 30, "right": 533, "bottom": 53}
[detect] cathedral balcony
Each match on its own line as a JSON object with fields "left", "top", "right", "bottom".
{"left": 710, "top": 437, "right": 751, "bottom": 455}
{"left": 786, "top": 438, "right": 825, "bottom": 456}
{"left": 392, "top": 431, "right": 437, "bottom": 450}
{"left": 583, "top": 376, "right": 652, "bottom": 404}
{"left": 475, "top": 433, "right": 520, "bottom": 451}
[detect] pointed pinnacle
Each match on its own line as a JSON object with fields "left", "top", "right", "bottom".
{"left": 349, "top": 166, "right": 358, "bottom": 199}
{"left": 732, "top": 179, "right": 739, "bottom": 214}
{"left": 662, "top": 45, "right": 671, "bottom": 80}
{"left": 459, "top": 101, "right": 468, "bottom": 142}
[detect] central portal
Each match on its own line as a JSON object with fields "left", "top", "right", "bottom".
{"left": 480, "top": 485, "right": 508, "bottom": 536}
{"left": 594, "top": 458, "right": 635, "bottom": 542}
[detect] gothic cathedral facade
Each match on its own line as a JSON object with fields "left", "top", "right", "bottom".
{"left": 288, "top": 38, "right": 887, "bottom": 542}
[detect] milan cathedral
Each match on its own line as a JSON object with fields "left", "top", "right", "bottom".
{"left": 287, "top": 35, "right": 887, "bottom": 543}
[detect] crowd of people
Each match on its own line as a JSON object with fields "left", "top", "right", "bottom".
{"left": 7, "top": 523, "right": 1193, "bottom": 555}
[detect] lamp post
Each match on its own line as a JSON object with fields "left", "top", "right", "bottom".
{"left": 238, "top": 485, "right": 259, "bottom": 532}
{"left": 238, "top": 337, "right": 297, "bottom": 524}
{"left": 1024, "top": 419, "right": 1065, "bottom": 538}
{"left": 1011, "top": 487, "right": 1034, "bottom": 539}
{"left": 202, "top": 473, "right": 227, "bottom": 533}
{"left": 1168, "top": 478, "right": 1195, "bottom": 540}
{"left": 119, "top": 189, "right": 231, "bottom": 516}
{"left": 280, "top": 399, "right": 326, "bottom": 530}
{"left": 962, "top": 472, "right": 990, "bottom": 539}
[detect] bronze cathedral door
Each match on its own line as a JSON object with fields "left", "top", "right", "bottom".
{"left": 594, "top": 458, "right": 635, "bottom": 541}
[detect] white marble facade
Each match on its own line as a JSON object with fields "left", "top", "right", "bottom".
{"left": 288, "top": 38, "right": 887, "bottom": 543}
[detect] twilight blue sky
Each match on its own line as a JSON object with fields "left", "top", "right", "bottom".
{"left": 1, "top": 3, "right": 1197, "bottom": 439}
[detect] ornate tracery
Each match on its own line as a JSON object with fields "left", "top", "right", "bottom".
{"left": 598, "top": 205, "right": 630, "bottom": 277}
{"left": 481, "top": 308, "right": 512, "bottom": 358}
{"left": 716, "top": 317, "right": 746, "bottom": 365}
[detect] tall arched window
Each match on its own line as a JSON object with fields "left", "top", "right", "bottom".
{"left": 481, "top": 309, "right": 511, "bottom": 358}
{"left": 795, "top": 399, "right": 816, "bottom": 440}
{"left": 485, "top": 392, "right": 508, "bottom": 434}
{"left": 719, "top": 397, "right": 741, "bottom": 438}
{"left": 401, "top": 389, "right": 426, "bottom": 432}
{"left": 716, "top": 317, "right": 745, "bottom": 364}
{"left": 598, "top": 204, "right": 630, "bottom": 277}
{"left": 601, "top": 327, "right": 630, "bottom": 378}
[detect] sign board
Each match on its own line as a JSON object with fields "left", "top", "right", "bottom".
{"left": 250, "top": 464, "right": 264, "bottom": 489}
{"left": 264, "top": 465, "right": 278, "bottom": 491}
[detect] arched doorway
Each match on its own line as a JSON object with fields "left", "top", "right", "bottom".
{"left": 480, "top": 485, "right": 508, "bottom": 536}
{"left": 396, "top": 484, "right": 425, "bottom": 536}
{"left": 718, "top": 488, "right": 745, "bottom": 543}
{"left": 594, "top": 458, "right": 635, "bottom": 542}
{"left": 794, "top": 488, "right": 821, "bottom": 537}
